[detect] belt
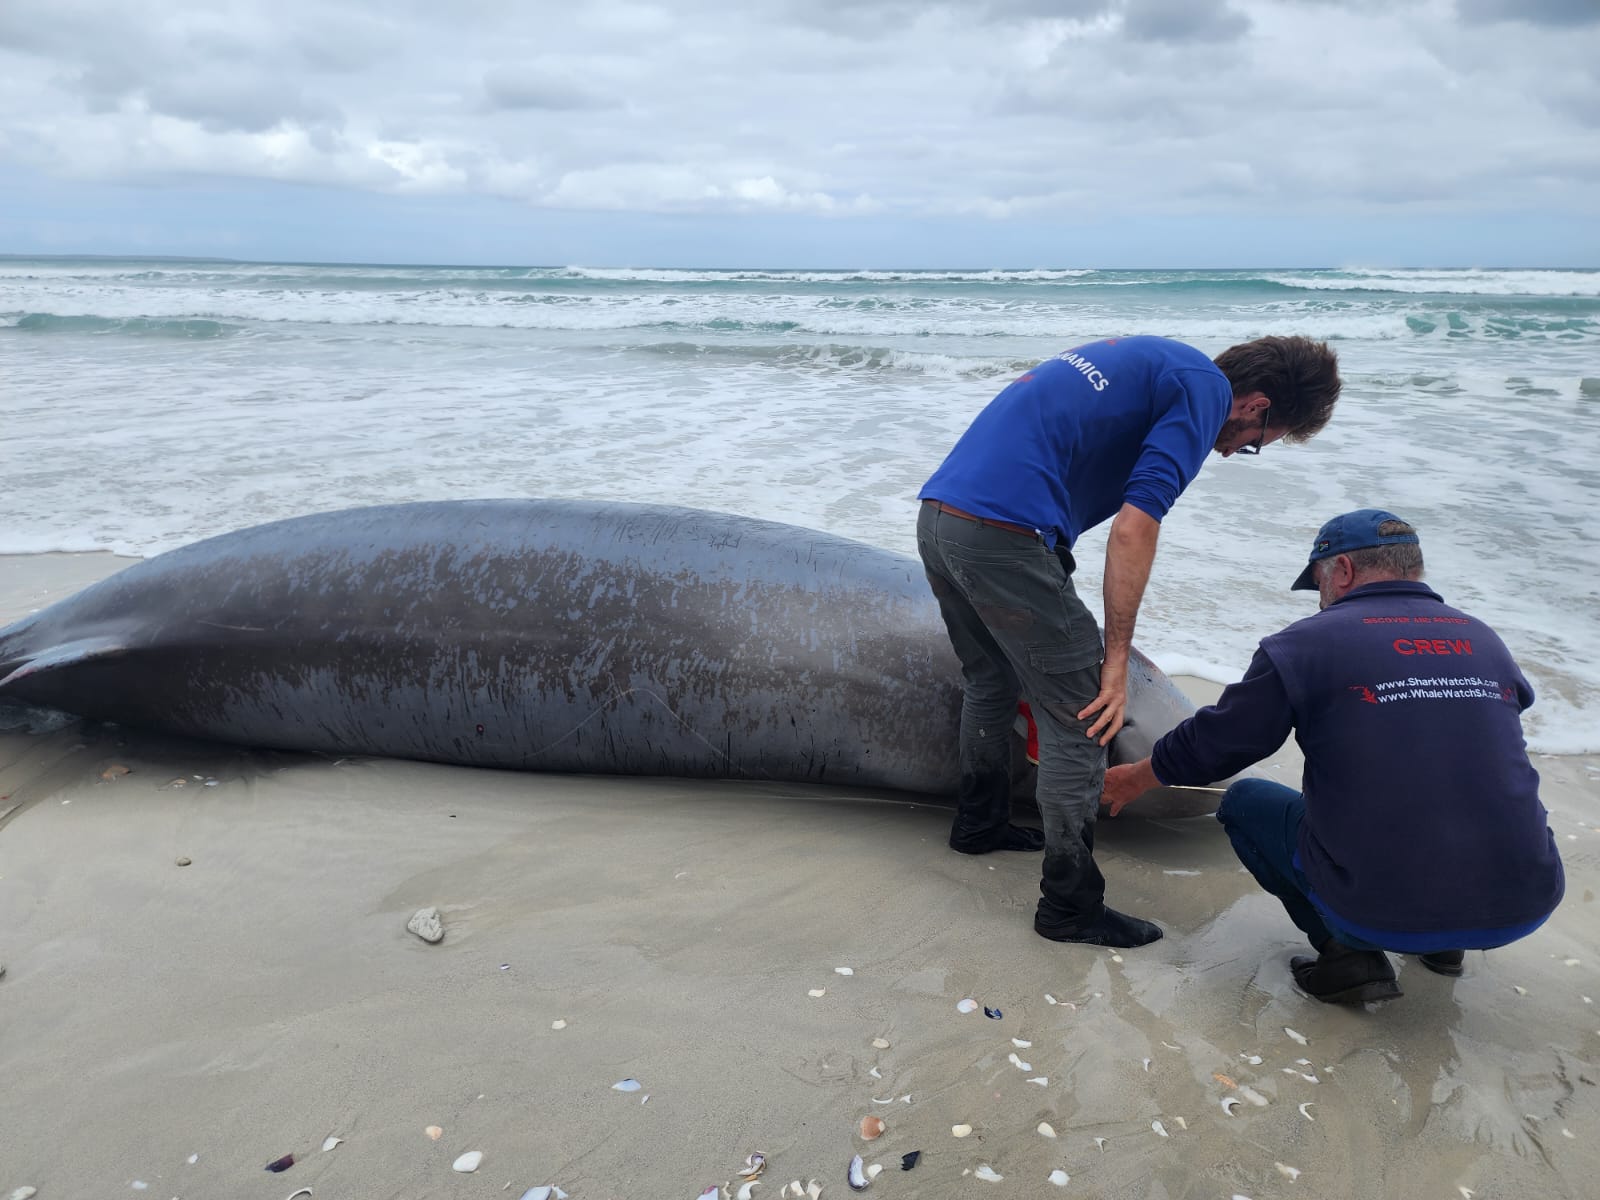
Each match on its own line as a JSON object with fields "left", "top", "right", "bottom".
{"left": 922, "top": 499, "right": 1040, "bottom": 539}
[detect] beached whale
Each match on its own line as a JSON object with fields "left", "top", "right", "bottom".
{"left": 0, "top": 500, "right": 1213, "bottom": 815}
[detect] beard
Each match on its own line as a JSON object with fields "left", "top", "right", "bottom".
{"left": 1213, "top": 415, "right": 1254, "bottom": 452}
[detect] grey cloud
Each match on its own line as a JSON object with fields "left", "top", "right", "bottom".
{"left": 482, "top": 67, "right": 620, "bottom": 112}
{"left": 1122, "top": 0, "right": 1250, "bottom": 44}
{"left": 1457, "top": 0, "right": 1600, "bottom": 27}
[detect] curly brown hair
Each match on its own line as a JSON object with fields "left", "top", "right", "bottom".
{"left": 1213, "top": 335, "right": 1341, "bottom": 443}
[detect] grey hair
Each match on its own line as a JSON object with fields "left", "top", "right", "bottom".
{"left": 1317, "top": 519, "right": 1425, "bottom": 582}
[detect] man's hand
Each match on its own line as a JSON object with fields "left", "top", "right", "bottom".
{"left": 1102, "top": 759, "right": 1160, "bottom": 817}
{"left": 1078, "top": 657, "right": 1128, "bottom": 746}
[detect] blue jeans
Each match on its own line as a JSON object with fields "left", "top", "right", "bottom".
{"left": 1216, "top": 779, "right": 1382, "bottom": 952}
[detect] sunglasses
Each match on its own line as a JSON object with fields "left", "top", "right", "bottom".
{"left": 1235, "top": 408, "right": 1271, "bottom": 456}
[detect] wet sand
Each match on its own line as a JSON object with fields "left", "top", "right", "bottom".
{"left": 2, "top": 552, "right": 1597, "bottom": 1200}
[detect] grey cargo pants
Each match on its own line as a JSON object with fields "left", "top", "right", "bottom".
{"left": 916, "top": 501, "right": 1110, "bottom": 935}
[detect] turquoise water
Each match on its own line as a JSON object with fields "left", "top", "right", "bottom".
{"left": 2, "top": 258, "right": 1597, "bottom": 750}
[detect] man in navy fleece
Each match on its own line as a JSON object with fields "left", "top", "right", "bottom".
{"left": 917, "top": 335, "right": 1341, "bottom": 949}
{"left": 1102, "top": 511, "right": 1564, "bottom": 1001}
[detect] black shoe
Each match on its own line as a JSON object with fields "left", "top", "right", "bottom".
{"left": 1290, "top": 943, "right": 1403, "bottom": 1004}
{"left": 1418, "top": 949, "right": 1465, "bottom": 977}
{"left": 1035, "top": 906, "right": 1164, "bottom": 948}
{"left": 950, "top": 823, "right": 1046, "bottom": 854}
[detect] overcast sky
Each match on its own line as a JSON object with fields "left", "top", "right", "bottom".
{"left": 0, "top": 0, "right": 1595, "bottom": 268}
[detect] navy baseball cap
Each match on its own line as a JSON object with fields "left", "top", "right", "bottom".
{"left": 1290, "top": 509, "right": 1419, "bottom": 590}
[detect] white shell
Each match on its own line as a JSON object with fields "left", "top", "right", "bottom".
{"left": 1008, "top": 1053, "right": 1032, "bottom": 1071}
{"left": 807, "top": 1180, "right": 823, "bottom": 1200}
{"left": 1044, "top": 993, "right": 1058, "bottom": 1004}
{"left": 1111, "top": 954, "right": 1123, "bottom": 963}
{"left": 519, "top": 1189, "right": 554, "bottom": 1200}
{"left": 846, "top": 1155, "right": 867, "bottom": 1193}
{"left": 10, "top": 1191, "right": 39, "bottom": 1200}
{"left": 974, "top": 1166, "right": 1003, "bottom": 1182}
{"left": 406, "top": 907, "right": 444, "bottom": 943}
{"left": 321, "top": 1136, "right": 342, "bottom": 1152}
{"left": 284, "top": 1190, "right": 313, "bottom": 1200}
{"left": 187, "top": 1155, "right": 199, "bottom": 1164}
{"left": 1094, "top": 1137, "right": 1107, "bottom": 1151}
{"left": 1048, "top": 1171, "right": 1070, "bottom": 1187}
{"left": 1222, "top": 1098, "right": 1242, "bottom": 1116}
{"left": 809, "top": 988, "right": 827, "bottom": 998}
{"left": 871, "top": 1038, "right": 890, "bottom": 1049}
{"left": 869, "top": 1067, "right": 881, "bottom": 1078}
{"left": 957, "top": 998, "right": 978, "bottom": 1013}
{"left": 551, "top": 1019, "right": 567, "bottom": 1030}
{"left": 952, "top": 1123, "right": 973, "bottom": 1137}
{"left": 866, "top": 1165, "right": 883, "bottom": 1180}
{"left": 1142, "top": 1058, "right": 1151, "bottom": 1071}
{"left": 1275, "top": 1162, "right": 1302, "bottom": 1181}
{"left": 452, "top": 1151, "right": 484, "bottom": 1173}
{"left": 1241, "top": 1053, "right": 1263, "bottom": 1065}
{"left": 1037, "top": 1121, "right": 1057, "bottom": 1138}
{"left": 1011, "top": 1038, "right": 1032, "bottom": 1048}
{"left": 612, "top": 1078, "right": 643, "bottom": 1092}
{"left": 738, "top": 1181, "right": 761, "bottom": 1200}
{"left": 835, "top": 967, "right": 855, "bottom": 976}
{"left": 1284, "top": 1027, "right": 1308, "bottom": 1045}
{"left": 1152, "top": 1120, "right": 1168, "bottom": 1138}
{"left": 1299, "top": 1102, "right": 1316, "bottom": 1121}
{"left": 1175, "top": 1117, "right": 1188, "bottom": 1130}
{"left": 1027, "top": 1076, "right": 1049, "bottom": 1086}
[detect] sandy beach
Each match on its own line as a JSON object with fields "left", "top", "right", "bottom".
{"left": 2, "top": 552, "right": 1597, "bottom": 1200}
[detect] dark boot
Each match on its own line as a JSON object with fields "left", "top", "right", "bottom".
{"left": 949, "top": 768, "right": 1045, "bottom": 853}
{"left": 1037, "top": 906, "right": 1164, "bottom": 948}
{"left": 1418, "top": 949, "right": 1465, "bottom": 977}
{"left": 1290, "top": 941, "right": 1403, "bottom": 1004}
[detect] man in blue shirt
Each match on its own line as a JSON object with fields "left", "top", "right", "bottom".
{"left": 917, "top": 335, "right": 1341, "bottom": 948}
{"left": 1102, "top": 511, "right": 1564, "bottom": 1001}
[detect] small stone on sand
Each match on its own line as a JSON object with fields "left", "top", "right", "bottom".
{"left": 176, "top": 856, "right": 192, "bottom": 866}
{"left": 407, "top": 906, "right": 445, "bottom": 943}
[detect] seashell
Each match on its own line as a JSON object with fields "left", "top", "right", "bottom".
{"left": 1175, "top": 1116, "right": 1188, "bottom": 1130}
{"left": 1241, "top": 1054, "right": 1263, "bottom": 1065}
{"left": 868, "top": 1067, "right": 882, "bottom": 1079}
{"left": 1037, "top": 1121, "right": 1057, "bottom": 1138}
{"left": 1044, "top": 993, "right": 1058, "bottom": 1005}
{"left": 9, "top": 1191, "right": 38, "bottom": 1200}
{"left": 613, "top": 1078, "right": 643, "bottom": 1092}
{"left": 901, "top": 1095, "right": 912, "bottom": 1102}
{"left": 900, "top": 1151, "right": 922, "bottom": 1171}
{"left": 1300, "top": 1072, "right": 1320, "bottom": 1083}
{"left": 1562, "top": 1128, "right": 1575, "bottom": 1139}
{"left": 1284, "top": 1027, "right": 1308, "bottom": 1046}
{"left": 1151, "top": 1120, "right": 1168, "bottom": 1138}
{"left": 1274, "top": 1162, "right": 1301, "bottom": 1181}
{"left": 847, "top": 1155, "right": 868, "bottom": 1192}
{"left": 1027, "top": 1076, "right": 1049, "bottom": 1086}
{"left": 425, "top": 1125, "right": 443, "bottom": 1140}
{"left": 1161, "top": 1041, "right": 1181, "bottom": 1050}
{"left": 871, "top": 1038, "right": 890, "bottom": 1049}
{"left": 1111, "top": 954, "right": 1123, "bottom": 963}
{"left": 265, "top": 1154, "right": 295, "bottom": 1172}
{"left": 1214, "top": 1073, "right": 1237, "bottom": 1089}
{"left": 1239, "top": 1086, "right": 1269, "bottom": 1107}
{"left": 859, "top": 1116, "right": 885, "bottom": 1140}
{"left": 984, "top": 1006, "right": 1003, "bottom": 1020}
{"left": 1514, "top": 986, "right": 1528, "bottom": 996}
{"left": 1565, "top": 958, "right": 1580, "bottom": 967}
{"left": 101, "top": 764, "right": 130, "bottom": 781}
{"left": 974, "top": 1166, "right": 1003, "bottom": 1182}
{"left": 1011, "top": 1038, "right": 1032, "bottom": 1048}
{"left": 1008, "top": 1053, "right": 1032, "bottom": 1071}
{"left": 737, "top": 1181, "right": 761, "bottom": 1200}
{"left": 871, "top": 1096, "right": 894, "bottom": 1104}
{"left": 1282, "top": 1067, "right": 1299, "bottom": 1076}
{"left": 1459, "top": 1190, "right": 1474, "bottom": 1199}
{"left": 1094, "top": 1137, "right": 1107, "bottom": 1151}
{"left": 452, "top": 1151, "right": 484, "bottom": 1173}
{"left": 951, "top": 1123, "right": 972, "bottom": 1137}
{"left": 1295, "top": 1058, "right": 1311, "bottom": 1066}
{"left": 284, "top": 1191, "right": 313, "bottom": 1200}
{"left": 698, "top": 1190, "right": 719, "bottom": 1200}
{"left": 131, "top": 1184, "right": 148, "bottom": 1192}
{"left": 739, "top": 1154, "right": 768, "bottom": 1179}
{"left": 1142, "top": 1058, "right": 1151, "bottom": 1071}
{"left": 1221, "top": 1097, "right": 1242, "bottom": 1116}
{"left": 836, "top": 967, "right": 855, "bottom": 976}
{"left": 807, "top": 1180, "right": 823, "bottom": 1200}
{"left": 321, "top": 1136, "right": 342, "bottom": 1152}
{"left": 1299, "top": 1102, "right": 1316, "bottom": 1121}
{"left": 187, "top": 1155, "right": 199, "bottom": 1164}
{"left": 957, "top": 998, "right": 978, "bottom": 1013}
{"left": 520, "top": 1189, "right": 554, "bottom": 1200}
{"left": 552, "top": 1019, "right": 567, "bottom": 1030}
{"left": 809, "top": 988, "right": 827, "bottom": 998}
{"left": 867, "top": 1165, "right": 883, "bottom": 1180}
{"left": 786, "top": 1182, "right": 805, "bottom": 1198}
{"left": 406, "top": 907, "right": 444, "bottom": 944}
{"left": 1048, "top": 1171, "right": 1070, "bottom": 1187}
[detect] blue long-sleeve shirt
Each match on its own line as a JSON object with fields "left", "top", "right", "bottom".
{"left": 919, "top": 337, "right": 1232, "bottom": 548}
{"left": 1152, "top": 581, "right": 1564, "bottom": 936}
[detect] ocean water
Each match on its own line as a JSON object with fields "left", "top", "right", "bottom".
{"left": 2, "top": 258, "right": 1597, "bottom": 752}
